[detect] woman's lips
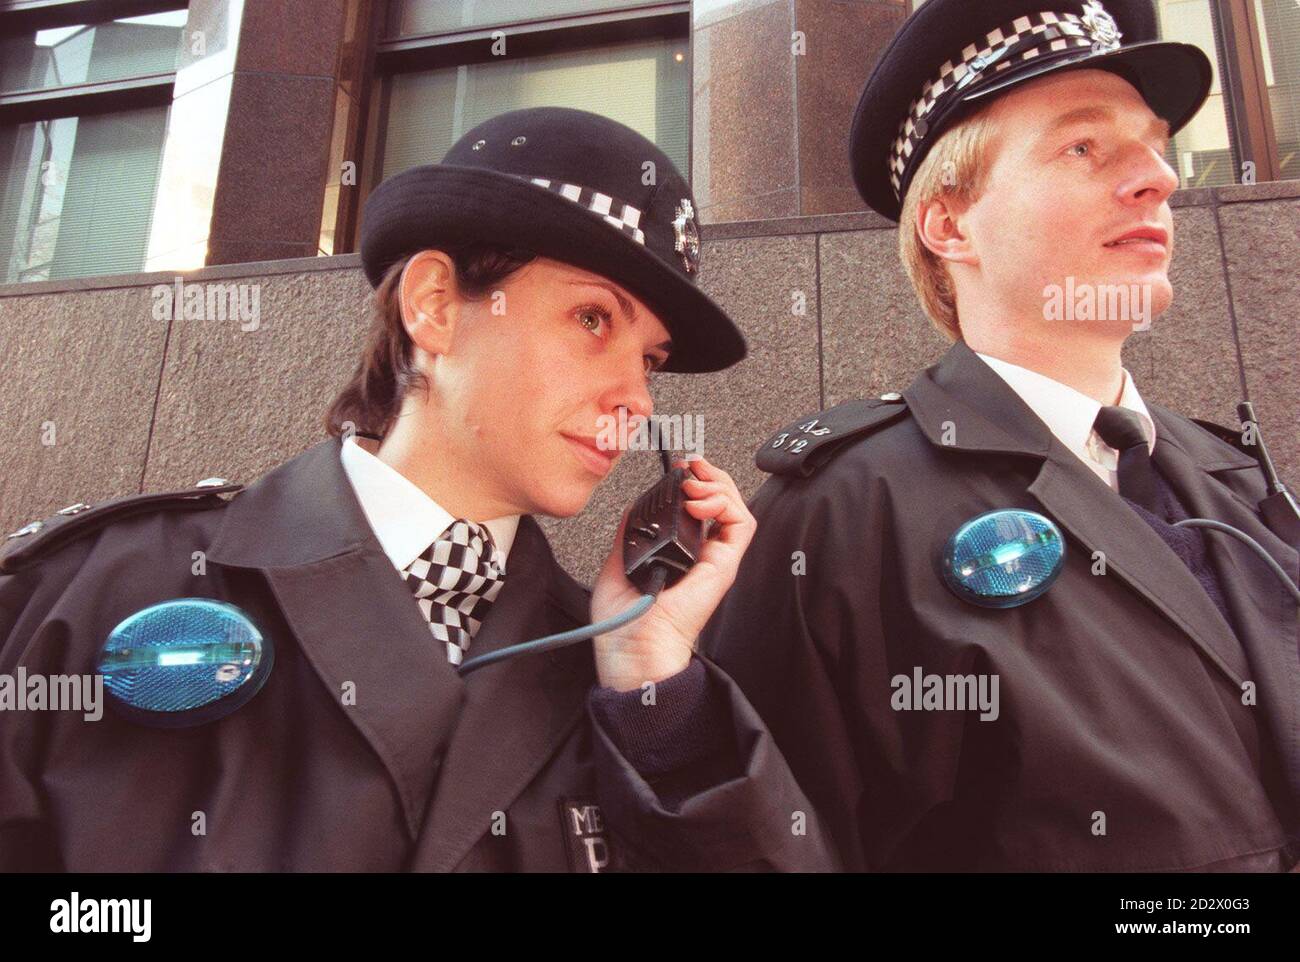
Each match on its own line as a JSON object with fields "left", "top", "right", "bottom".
{"left": 562, "top": 434, "right": 617, "bottom": 476}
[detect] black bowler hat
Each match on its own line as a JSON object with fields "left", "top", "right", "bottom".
{"left": 850, "top": 0, "right": 1213, "bottom": 222}
{"left": 359, "top": 107, "right": 745, "bottom": 374}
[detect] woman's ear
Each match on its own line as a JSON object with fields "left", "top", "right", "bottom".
{"left": 399, "top": 249, "right": 461, "bottom": 357}
{"left": 917, "top": 195, "right": 979, "bottom": 267}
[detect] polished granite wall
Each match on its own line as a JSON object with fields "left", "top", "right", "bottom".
{"left": 2, "top": 182, "right": 1295, "bottom": 584}
{"left": 692, "top": 0, "right": 910, "bottom": 221}
{"left": 143, "top": 0, "right": 363, "bottom": 271}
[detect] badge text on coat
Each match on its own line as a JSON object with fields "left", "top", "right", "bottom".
{"left": 558, "top": 797, "right": 612, "bottom": 873}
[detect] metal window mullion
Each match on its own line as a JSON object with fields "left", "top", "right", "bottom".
{"left": 375, "top": 7, "right": 688, "bottom": 72}
{"left": 0, "top": 72, "right": 174, "bottom": 124}
{"left": 376, "top": 1, "right": 688, "bottom": 47}
{"left": 1213, "top": 0, "right": 1282, "bottom": 182}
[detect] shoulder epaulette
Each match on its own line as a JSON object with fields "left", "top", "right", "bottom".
{"left": 756, "top": 394, "right": 910, "bottom": 477}
{"left": 0, "top": 479, "right": 243, "bottom": 574}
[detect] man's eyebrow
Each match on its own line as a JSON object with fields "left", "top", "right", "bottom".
{"left": 565, "top": 279, "right": 672, "bottom": 354}
{"left": 1041, "top": 104, "right": 1115, "bottom": 138}
{"left": 1040, "top": 104, "right": 1171, "bottom": 146}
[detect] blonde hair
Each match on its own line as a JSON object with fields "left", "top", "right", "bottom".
{"left": 898, "top": 107, "right": 998, "bottom": 341}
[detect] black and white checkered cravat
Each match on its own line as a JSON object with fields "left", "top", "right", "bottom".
{"left": 402, "top": 519, "right": 505, "bottom": 665}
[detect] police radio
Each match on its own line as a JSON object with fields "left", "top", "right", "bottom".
{"left": 1166, "top": 402, "right": 1300, "bottom": 606}
{"left": 457, "top": 451, "right": 703, "bottom": 675}
{"left": 1238, "top": 402, "right": 1300, "bottom": 546}
{"left": 621, "top": 457, "right": 706, "bottom": 593}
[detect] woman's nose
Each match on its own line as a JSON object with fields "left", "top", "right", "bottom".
{"left": 608, "top": 356, "right": 655, "bottom": 423}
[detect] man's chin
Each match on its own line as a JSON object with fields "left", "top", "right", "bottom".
{"left": 1061, "top": 272, "right": 1171, "bottom": 331}
{"left": 1067, "top": 316, "right": 1156, "bottom": 337}
{"left": 1129, "top": 275, "right": 1172, "bottom": 330}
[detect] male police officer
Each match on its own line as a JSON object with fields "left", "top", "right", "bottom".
{"left": 702, "top": 0, "right": 1299, "bottom": 871}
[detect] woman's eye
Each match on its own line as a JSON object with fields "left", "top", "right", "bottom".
{"left": 1067, "top": 140, "right": 1092, "bottom": 158}
{"left": 577, "top": 305, "right": 611, "bottom": 336}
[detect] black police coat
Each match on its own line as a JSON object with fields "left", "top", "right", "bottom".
{"left": 701, "top": 341, "right": 1300, "bottom": 872}
{"left": 0, "top": 436, "right": 833, "bottom": 872}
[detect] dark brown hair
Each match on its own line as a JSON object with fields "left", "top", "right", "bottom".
{"left": 324, "top": 243, "right": 537, "bottom": 439}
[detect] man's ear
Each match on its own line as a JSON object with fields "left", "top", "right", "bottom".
{"left": 399, "top": 249, "right": 460, "bottom": 357}
{"left": 916, "top": 195, "right": 978, "bottom": 267}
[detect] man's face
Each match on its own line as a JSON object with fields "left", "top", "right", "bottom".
{"left": 432, "top": 256, "right": 671, "bottom": 519}
{"left": 961, "top": 68, "right": 1179, "bottom": 331}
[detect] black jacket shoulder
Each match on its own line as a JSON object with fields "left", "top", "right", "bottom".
{"left": 0, "top": 480, "right": 243, "bottom": 575}
{"left": 756, "top": 394, "right": 912, "bottom": 479}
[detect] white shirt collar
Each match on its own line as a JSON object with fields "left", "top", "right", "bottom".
{"left": 339, "top": 435, "right": 519, "bottom": 573}
{"left": 974, "top": 352, "right": 1156, "bottom": 488}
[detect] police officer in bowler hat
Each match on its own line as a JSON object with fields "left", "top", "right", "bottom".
{"left": 0, "top": 107, "right": 834, "bottom": 872}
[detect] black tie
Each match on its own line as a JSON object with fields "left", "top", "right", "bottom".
{"left": 1092, "top": 406, "right": 1160, "bottom": 514}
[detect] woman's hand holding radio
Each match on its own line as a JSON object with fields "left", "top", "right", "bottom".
{"left": 590, "top": 455, "right": 756, "bottom": 692}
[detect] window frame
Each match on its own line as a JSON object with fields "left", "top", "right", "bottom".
{"left": 337, "top": 0, "right": 690, "bottom": 254}
{"left": 1213, "top": 0, "right": 1283, "bottom": 183}
{"left": 0, "top": 0, "right": 182, "bottom": 124}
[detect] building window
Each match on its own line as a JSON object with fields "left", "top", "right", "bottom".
{"left": 386, "top": 0, "right": 652, "bottom": 36}
{"left": 1156, "top": 0, "right": 1237, "bottom": 187}
{"left": 343, "top": 0, "right": 689, "bottom": 252}
{"left": 0, "top": 106, "right": 170, "bottom": 282}
{"left": 0, "top": 11, "right": 182, "bottom": 95}
{"left": 375, "top": 37, "right": 688, "bottom": 182}
{"left": 0, "top": 4, "right": 186, "bottom": 284}
{"left": 1252, "top": 0, "right": 1297, "bottom": 180}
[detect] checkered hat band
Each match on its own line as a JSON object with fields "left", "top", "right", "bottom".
{"left": 888, "top": 8, "right": 1121, "bottom": 198}
{"left": 526, "top": 177, "right": 647, "bottom": 245}
{"left": 402, "top": 519, "right": 505, "bottom": 665}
